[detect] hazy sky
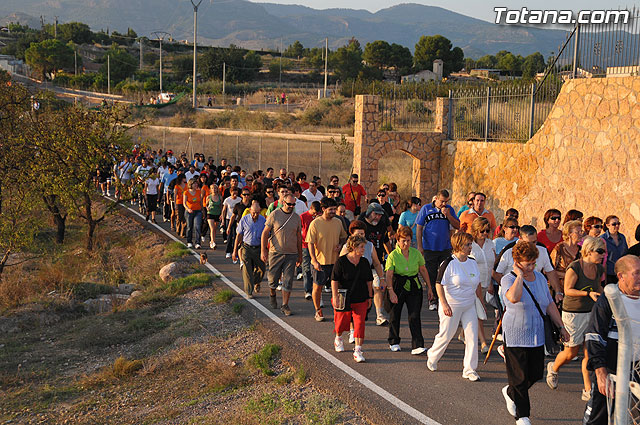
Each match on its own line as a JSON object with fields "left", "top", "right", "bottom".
{"left": 249, "top": 0, "right": 613, "bottom": 23}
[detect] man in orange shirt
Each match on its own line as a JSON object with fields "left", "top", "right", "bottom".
{"left": 459, "top": 192, "right": 497, "bottom": 235}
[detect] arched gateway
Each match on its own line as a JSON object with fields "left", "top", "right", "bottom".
{"left": 352, "top": 95, "right": 449, "bottom": 202}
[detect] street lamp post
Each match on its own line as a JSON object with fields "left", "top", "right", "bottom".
{"left": 190, "top": 0, "right": 203, "bottom": 109}
{"left": 151, "top": 31, "right": 171, "bottom": 94}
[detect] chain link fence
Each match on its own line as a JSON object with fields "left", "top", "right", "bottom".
{"left": 134, "top": 126, "right": 354, "bottom": 182}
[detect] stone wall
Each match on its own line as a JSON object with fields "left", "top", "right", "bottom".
{"left": 439, "top": 76, "right": 640, "bottom": 239}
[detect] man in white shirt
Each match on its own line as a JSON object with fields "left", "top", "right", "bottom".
{"left": 135, "top": 158, "right": 152, "bottom": 180}
{"left": 185, "top": 165, "right": 200, "bottom": 182}
{"left": 290, "top": 184, "right": 309, "bottom": 216}
{"left": 166, "top": 150, "right": 177, "bottom": 165}
{"left": 495, "top": 224, "right": 563, "bottom": 302}
{"left": 302, "top": 180, "right": 323, "bottom": 206}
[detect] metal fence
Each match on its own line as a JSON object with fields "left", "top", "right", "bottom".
{"left": 133, "top": 126, "right": 354, "bottom": 182}
{"left": 377, "top": 85, "right": 438, "bottom": 132}
{"left": 451, "top": 7, "right": 640, "bottom": 142}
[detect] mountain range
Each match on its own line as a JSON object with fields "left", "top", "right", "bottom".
{"left": 0, "top": 0, "right": 569, "bottom": 58}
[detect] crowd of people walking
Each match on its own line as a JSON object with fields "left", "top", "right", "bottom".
{"left": 104, "top": 147, "right": 640, "bottom": 425}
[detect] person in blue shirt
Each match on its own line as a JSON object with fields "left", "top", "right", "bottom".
{"left": 601, "top": 215, "right": 628, "bottom": 284}
{"left": 398, "top": 197, "right": 422, "bottom": 248}
{"left": 415, "top": 189, "right": 460, "bottom": 310}
{"left": 160, "top": 165, "right": 177, "bottom": 223}
{"left": 232, "top": 202, "right": 266, "bottom": 298}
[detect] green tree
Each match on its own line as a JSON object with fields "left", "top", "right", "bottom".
{"left": 0, "top": 72, "right": 43, "bottom": 279}
{"left": 496, "top": 51, "right": 523, "bottom": 75}
{"left": 99, "top": 44, "right": 137, "bottom": 83}
{"left": 55, "top": 22, "right": 93, "bottom": 44}
{"left": 331, "top": 38, "right": 363, "bottom": 80}
{"left": 303, "top": 47, "right": 325, "bottom": 70}
{"left": 26, "top": 105, "right": 133, "bottom": 250}
{"left": 413, "top": 35, "right": 464, "bottom": 77}
{"left": 172, "top": 54, "right": 193, "bottom": 81}
{"left": 389, "top": 43, "right": 413, "bottom": 73}
{"left": 199, "top": 46, "right": 262, "bottom": 82}
{"left": 363, "top": 40, "right": 391, "bottom": 69}
{"left": 475, "top": 54, "right": 497, "bottom": 69}
{"left": 284, "top": 41, "right": 304, "bottom": 58}
{"left": 25, "top": 39, "right": 75, "bottom": 79}
{"left": 522, "top": 52, "right": 546, "bottom": 78}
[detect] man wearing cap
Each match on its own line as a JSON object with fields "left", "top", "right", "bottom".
{"left": 166, "top": 150, "right": 177, "bottom": 165}
{"left": 415, "top": 189, "right": 460, "bottom": 310}
{"left": 307, "top": 197, "right": 347, "bottom": 322}
{"left": 358, "top": 202, "right": 393, "bottom": 325}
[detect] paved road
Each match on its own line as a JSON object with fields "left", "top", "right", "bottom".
{"left": 122, "top": 200, "right": 588, "bottom": 424}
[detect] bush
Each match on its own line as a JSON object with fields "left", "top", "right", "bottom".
{"left": 248, "top": 344, "right": 281, "bottom": 376}
{"left": 213, "top": 289, "right": 234, "bottom": 303}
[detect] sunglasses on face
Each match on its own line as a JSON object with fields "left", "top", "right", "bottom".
{"left": 242, "top": 193, "right": 250, "bottom": 196}
{"left": 595, "top": 248, "right": 606, "bottom": 254}
{"left": 329, "top": 190, "right": 339, "bottom": 193}
{"left": 610, "top": 222, "right": 621, "bottom": 226}
{"left": 592, "top": 224, "right": 603, "bottom": 229}
{"left": 266, "top": 191, "right": 274, "bottom": 195}
{"left": 285, "top": 202, "right": 296, "bottom": 207}
{"left": 480, "top": 229, "right": 490, "bottom": 234}
{"left": 506, "top": 225, "right": 520, "bottom": 230}
{"left": 549, "top": 216, "right": 561, "bottom": 221}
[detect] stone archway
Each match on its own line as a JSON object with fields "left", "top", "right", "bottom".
{"left": 352, "top": 95, "right": 447, "bottom": 202}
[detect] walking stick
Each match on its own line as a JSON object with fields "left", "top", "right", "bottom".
{"left": 483, "top": 317, "right": 503, "bottom": 365}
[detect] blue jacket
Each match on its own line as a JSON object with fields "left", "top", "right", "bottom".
{"left": 601, "top": 231, "right": 628, "bottom": 275}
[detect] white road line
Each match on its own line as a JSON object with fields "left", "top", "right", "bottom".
{"left": 115, "top": 199, "right": 441, "bottom": 425}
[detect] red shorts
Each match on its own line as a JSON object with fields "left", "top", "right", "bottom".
{"left": 333, "top": 301, "right": 368, "bottom": 339}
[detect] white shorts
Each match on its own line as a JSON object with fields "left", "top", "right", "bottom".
{"left": 562, "top": 311, "right": 590, "bottom": 347}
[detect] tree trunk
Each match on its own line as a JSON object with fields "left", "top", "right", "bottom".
{"left": 42, "top": 195, "right": 67, "bottom": 244}
{"left": 84, "top": 193, "right": 95, "bottom": 251}
{"left": 0, "top": 249, "right": 10, "bottom": 281}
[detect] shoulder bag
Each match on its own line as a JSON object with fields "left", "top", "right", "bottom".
{"left": 517, "top": 272, "right": 561, "bottom": 354}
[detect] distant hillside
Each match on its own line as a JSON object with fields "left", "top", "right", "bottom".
{"left": 0, "top": 0, "right": 568, "bottom": 58}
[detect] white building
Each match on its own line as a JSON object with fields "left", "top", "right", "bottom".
{"left": 401, "top": 59, "right": 443, "bottom": 83}
{"left": 0, "top": 54, "right": 28, "bottom": 75}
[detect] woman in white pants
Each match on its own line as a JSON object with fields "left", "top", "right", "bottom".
{"left": 427, "top": 232, "right": 482, "bottom": 381}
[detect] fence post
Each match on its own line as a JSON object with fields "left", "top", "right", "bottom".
{"left": 259, "top": 136, "right": 263, "bottom": 170}
{"left": 216, "top": 135, "right": 219, "bottom": 164}
{"left": 484, "top": 86, "right": 491, "bottom": 142}
{"left": 447, "top": 90, "right": 453, "bottom": 139}
{"left": 236, "top": 135, "right": 239, "bottom": 165}
{"left": 286, "top": 139, "right": 290, "bottom": 171}
{"left": 201, "top": 134, "right": 205, "bottom": 158}
{"left": 572, "top": 23, "right": 580, "bottom": 79}
{"left": 529, "top": 82, "right": 536, "bottom": 139}
{"left": 162, "top": 129, "right": 166, "bottom": 151}
{"left": 604, "top": 285, "right": 632, "bottom": 425}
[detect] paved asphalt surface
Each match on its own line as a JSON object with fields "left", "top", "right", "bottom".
{"left": 122, "top": 200, "right": 588, "bottom": 425}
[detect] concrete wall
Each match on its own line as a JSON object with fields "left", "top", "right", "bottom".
{"left": 439, "top": 76, "right": 640, "bottom": 238}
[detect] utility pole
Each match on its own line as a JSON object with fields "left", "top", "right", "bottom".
{"left": 54, "top": 16, "right": 58, "bottom": 38}
{"left": 139, "top": 38, "right": 143, "bottom": 71}
{"left": 151, "top": 31, "right": 170, "bottom": 94}
{"left": 323, "top": 37, "right": 328, "bottom": 98}
{"left": 222, "top": 62, "right": 226, "bottom": 103}
{"left": 279, "top": 37, "right": 283, "bottom": 86}
{"left": 74, "top": 48, "right": 77, "bottom": 76}
{"left": 107, "top": 55, "right": 110, "bottom": 94}
{"left": 190, "top": 0, "right": 204, "bottom": 109}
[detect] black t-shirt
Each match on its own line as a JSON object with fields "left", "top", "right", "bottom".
{"left": 628, "top": 243, "right": 640, "bottom": 257}
{"left": 357, "top": 213, "right": 390, "bottom": 262}
{"left": 331, "top": 255, "right": 373, "bottom": 305}
{"left": 232, "top": 201, "right": 250, "bottom": 224}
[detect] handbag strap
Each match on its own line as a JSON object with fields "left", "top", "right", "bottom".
{"left": 512, "top": 271, "right": 545, "bottom": 319}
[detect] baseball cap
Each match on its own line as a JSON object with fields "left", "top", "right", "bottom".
{"left": 366, "top": 203, "right": 385, "bottom": 217}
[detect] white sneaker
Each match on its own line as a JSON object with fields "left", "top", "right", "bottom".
{"left": 497, "top": 344, "right": 506, "bottom": 362}
{"left": 426, "top": 359, "right": 437, "bottom": 371}
{"left": 515, "top": 418, "right": 531, "bottom": 425}
{"left": 348, "top": 329, "right": 355, "bottom": 344}
{"left": 297, "top": 272, "right": 303, "bottom": 280}
{"left": 304, "top": 292, "right": 312, "bottom": 300}
{"left": 334, "top": 336, "right": 344, "bottom": 352}
{"left": 376, "top": 317, "right": 389, "bottom": 326}
{"left": 195, "top": 244, "right": 201, "bottom": 249}
{"left": 411, "top": 347, "right": 427, "bottom": 355}
{"left": 462, "top": 370, "right": 480, "bottom": 382}
{"left": 276, "top": 284, "right": 282, "bottom": 291}
{"left": 502, "top": 385, "right": 516, "bottom": 417}
{"left": 225, "top": 253, "right": 231, "bottom": 259}
{"left": 210, "top": 241, "right": 215, "bottom": 249}
{"left": 223, "top": 239, "right": 227, "bottom": 244}
{"left": 496, "top": 333, "right": 504, "bottom": 342}
{"left": 428, "top": 302, "right": 437, "bottom": 311}
{"left": 323, "top": 286, "right": 331, "bottom": 293}
{"left": 389, "top": 344, "right": 401, "bottom": 352}
{"left": 353, "top": 348, "right": 365, "bottom": 363}
{"left": 187, "top": 243, "right": 193, "bottom": 248}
